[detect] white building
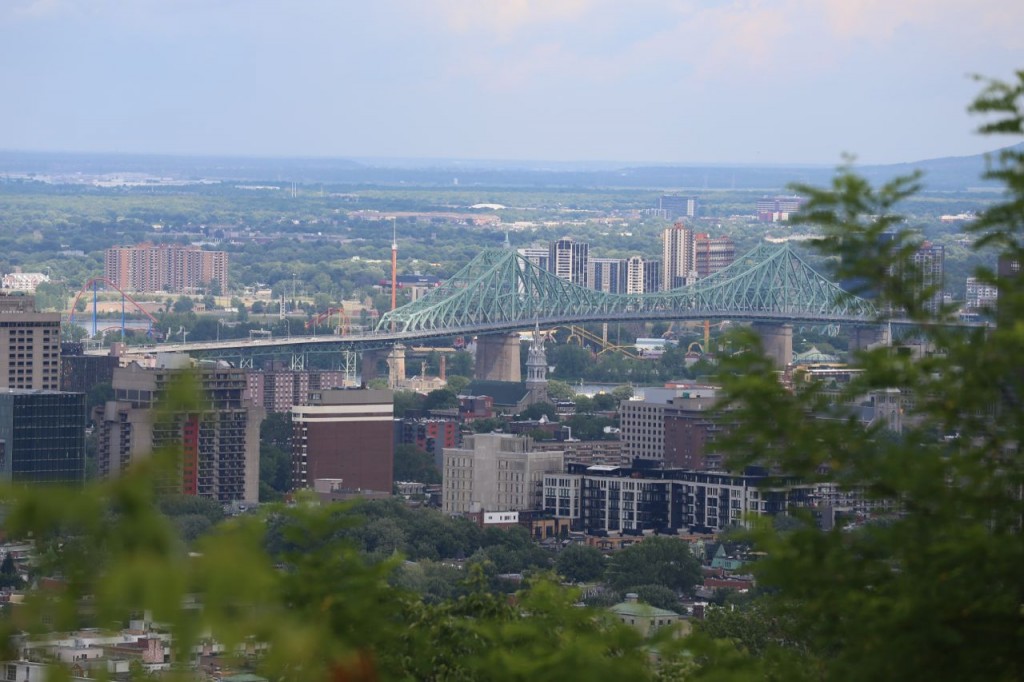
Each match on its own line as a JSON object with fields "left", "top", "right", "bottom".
{"left": 1, "top": 272, "right": 49, "bottom": 292}
{"left": 442, "top": 433, "right": 564, "bottom": 514}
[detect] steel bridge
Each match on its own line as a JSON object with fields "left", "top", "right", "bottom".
{"left": 90, "top": 242, "right": 880, "bottom": 361}
{"left": 375, "top": 241, "right": 877, "bottom": 335}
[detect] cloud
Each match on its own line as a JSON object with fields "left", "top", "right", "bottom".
{"left": 432, "top": 0, "right": 595, "bottom": 37}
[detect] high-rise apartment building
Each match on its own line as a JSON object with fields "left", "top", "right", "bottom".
{"left": 0, "top": 390, "right": 86, "bottom": 485}
{"left": 98, "top": 359, "right": 263, "bottom": 503}
{"left": 246, "top": 369, "right": 351, "bottom": 413}
{"left": 442, "top": 433, "right": 563, "bottom": 515}
{"left": 291, "top": 389, "right": 394, "bottom": 494}
{"left": 624, "top": 257, "right": 661, "bottom": 294}
{"left": 105, "top": 243, "right": 228, "bottom": 294}
{"left": 517, "top": 247, "right": 550, "bottom": 272}
{"left": 548, "top": 238, "right": 589, "bottom": 286}
{"left": 912, "top": 242, "right": 945, "bottom": 315}
{"left": 694, "top": 233, "right": 736, "bottom": 278}
{"left": 662, "top": 223, "right": 696, "bottom": 290}
{"left": 588, "top": 257, "right": 627, "bottom": 293}
{"left": 0, "top": 293, "right": 62, "bottom": 391}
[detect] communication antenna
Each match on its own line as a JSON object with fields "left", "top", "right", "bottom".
{"left": 390, "top": 217, "right": 398, "bottom": 331}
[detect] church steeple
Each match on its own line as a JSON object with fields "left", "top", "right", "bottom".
{"left": 525, "top": 322, "right": 548, "bottom": 404}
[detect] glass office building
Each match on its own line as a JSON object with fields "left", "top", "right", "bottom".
{"left": 0, "top": 390, "right": 86, "bottom": 485}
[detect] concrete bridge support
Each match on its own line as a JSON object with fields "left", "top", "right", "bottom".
{"left": 850, "top": 325, "right": 889, "bottom": 352}
{"left": 753, "top": 322, "right": 793, "bottom": 368}
{"left": 361, "top": 349, "right": 383, "bottom": 386}
{"left": 474, "top": 333, "right": 522, "bottom": 382}
{"left": 386, "top": 344, "right": 406, "bottom": 389}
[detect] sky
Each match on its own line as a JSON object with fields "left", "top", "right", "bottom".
{"left": 1, "top": 0, "right": 1022, "bottom": 166}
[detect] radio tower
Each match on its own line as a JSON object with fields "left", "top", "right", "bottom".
{"left": 390, "top": 217, "right": 398, "bottom": 331}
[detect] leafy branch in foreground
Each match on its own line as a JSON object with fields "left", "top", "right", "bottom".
{"left": 684, "top": 72, "right": 1024, "bottom": 682}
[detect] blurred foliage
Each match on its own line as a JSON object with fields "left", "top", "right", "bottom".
{"left": 0, "top": 372, "right": 685, "bottom": 680}
{"left": 683, "top": 71, "right": 1024, "bottom": 681}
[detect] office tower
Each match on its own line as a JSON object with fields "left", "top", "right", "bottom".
{"left": 588, "top": 257, "right": 628, "bottom": 293}
{"left": 0, "top": 390, "right": 86, "bottom": 485}
{"left": 694, "top": 233, "right": 736, "bottom": 278}
{"left": 662, "top": 222, "right": 696, "bottom": 290}
{"left": 61, "top": 343, "right": 118, "bottom": 394}
{"left": 517, "top": 247, "right": 550, "bottom": 272}
{"left": 659, "top": 195, "right": 697, "bottom": 218}
{"left": 912, "top": 242, "right": 945, "bottom": 315}
{"left": 291, "top": 388, "right": 394, "bottom": 494}
{"left": 548, "top": 238, "right": 589, "bottom": 286}
{"left": 0, "top": 292, "right": 62, "bottom": 391}
{"left": 442, "top": 433, "right": 563, "bottom": 514}
{"left": 104, "top": 243, "right": 228, "bottom": 294}
{"left": 98, "top": 359, "right": 263, "bottom": 503}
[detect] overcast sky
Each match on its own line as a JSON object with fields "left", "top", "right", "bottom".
{"left": 2, "top": 0, "right": 1022, "bottom": 165}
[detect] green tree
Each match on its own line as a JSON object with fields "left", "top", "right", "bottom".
{"left": 422, "top": 387, "right": 458, "bottom": 411}
{"left": 555, "top": 544, "right": 606, "bottom": 583}
{"left": 520, "top": 401, "right": 557, "bottom": 421}
{"left": 605, "top": 537, "right": 701, "bottom": 593}
{"left": 393, "top": 444, "right": 441, "bottom": 484}
{"left": 172, "top": 296, "right": 194, "bottom": 313}
{"left": 546, "top": 379, "right": 575, "bottom": 402}
{"left": 393, "top": 390, "right": 424, "bottom": 418}
{"left": 447, "top": 350, "right": 474, "bottom": 377}
{"left": 631, "top": 584, "right": 682, "bottom": 613}
{"left": 685, "top": 72, "right": 1024, "bottom": 681}
{"left": 445, "top": 374, "right": 471, "bottom": 394}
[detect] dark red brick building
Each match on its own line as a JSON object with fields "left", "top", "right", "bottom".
{"left": 291, "top": 388, "right": 394, "bottom": 494}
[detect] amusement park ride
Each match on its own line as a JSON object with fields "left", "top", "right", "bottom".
{"left": 67, "top": 277, "right": 159, "bottom": 340}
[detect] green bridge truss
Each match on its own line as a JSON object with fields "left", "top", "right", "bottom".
{"left": 376, "top": 242, "right": 878, "bottom": 337}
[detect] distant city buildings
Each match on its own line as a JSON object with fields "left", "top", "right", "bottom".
{"left": 246, "top": 368, "right": 353, "bottom": 413}
{"left": 0, "top": 390, "right": 86, "bottom": 485}
{"left": 442, "top": 432, "right": 563, "bottom": 515}
{"left": 548, "top": 237, "right": 589, "bottom": 286}
{"left": 756, "top": 195, "right": 805, "bottom": 222}
{"left": 0, "top": 292, "right": 62, "bottom": 391}
{"left": 693, "top": 233, "right": 736, "bottom": 278}
{"left": 104, "top": 243, "right": 228, "bottom": 294}
{"left": 98, "top": 358, "right": 263, "bottom": 503}
{"left": 659, "top": 195, "right": 697, "bottom": 218}
{"left": 588, "top": 257, "right": 628, "bottom": 294}
{"left": 626, "top": 256, "right": 661, "bottom": 294}
{"left": 1, "top": 271, "right": 49, "bottom": 292}
{"left": 544, "top": 463, "right": 796, "bottom": 534}
{"left": 912, "top": 242, "right": 945, "bottom": 315}
{"left": 291, "top": 388, "right": 394, "bottom": 495}
{"left": 965, "top": 276, "right": 998, "bottom": 310}
{"left": 662, "top": 222, "right": 696, "bottom": 290}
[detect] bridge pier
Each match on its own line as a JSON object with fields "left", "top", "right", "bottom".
{"left": 474, "top": 333, "right": 522, "bottom": 382}
{"left": 850, "top": 325, "right": 889, "bottom": 352}
{"left": 386, "top": 344, "right": 406, "bottom": 389}
{"left": 361, "top": 349, "right": 384, "bottom": 386}
{"left": 752, "top": 322, "right": 793, "bottom": 368}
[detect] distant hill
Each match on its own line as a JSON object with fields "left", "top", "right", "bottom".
{"left": 0, "top": 145, "right": 1017, "bottom": 191}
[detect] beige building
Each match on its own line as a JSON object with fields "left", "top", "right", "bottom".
{"left": 98, "top": 358, "right": 263, "bottom": 503}
{"left": 442, "top": 433, "right": 563, "bottom": 515}
{"left": 0, "top": 293, "right": 61, "bottom": 391}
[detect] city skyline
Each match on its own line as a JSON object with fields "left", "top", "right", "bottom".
{"left": 1, "top": 1, "right": 1021, "bottom": 166}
